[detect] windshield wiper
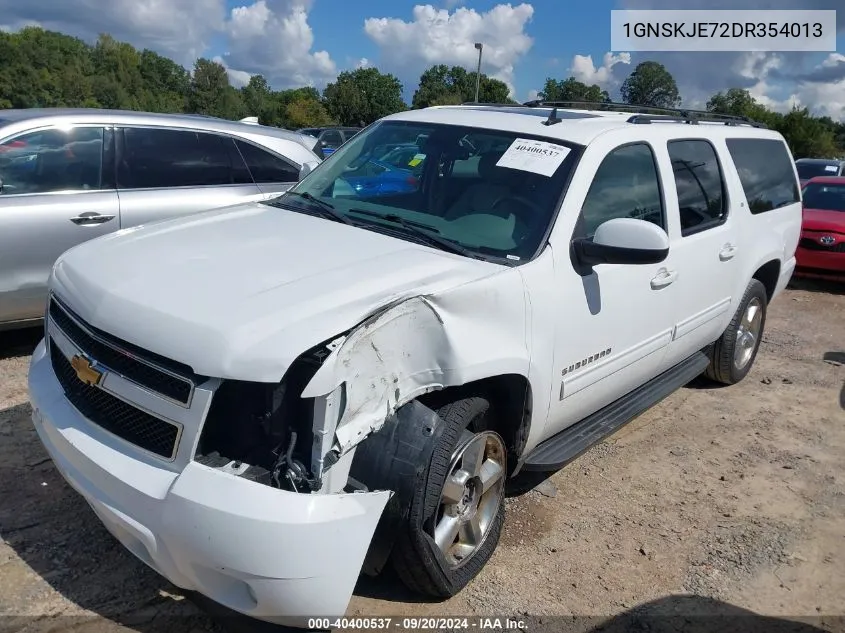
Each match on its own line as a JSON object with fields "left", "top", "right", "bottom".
{"left": 275, "top": 191, "right": 357, "bottom": 226}
{"left": 347, "top": 209, "right": 476, "bottom": 257}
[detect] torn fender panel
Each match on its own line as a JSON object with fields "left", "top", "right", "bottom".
{"left": 302, "top": 296, "right": 451, "bottom": 451}
{"left": 302, "top": 269, "right": 532, "bottom": 455}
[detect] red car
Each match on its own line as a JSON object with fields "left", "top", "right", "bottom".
{"left": 795, "top": 176, "right": 845, "bottom": 280}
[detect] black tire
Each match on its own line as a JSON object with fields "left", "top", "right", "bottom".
{"left": 389, "top": 396, "right": 506, "bottom": 598}
{"left": 705, "top": 278, "right": 768, "bottom": 385}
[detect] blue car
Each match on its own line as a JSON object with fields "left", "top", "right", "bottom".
{"left": 335, "top": 144, "right": 426, "bottom": 197}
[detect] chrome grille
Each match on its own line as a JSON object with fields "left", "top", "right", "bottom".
{"left": 48, "top": 297, "right": 196, "bottom": 405}
{"left": 799, "top": 236, "right": 845, "bottom": 253}
{"left": 49, "top": 338, "right": 181, "bottom": 459}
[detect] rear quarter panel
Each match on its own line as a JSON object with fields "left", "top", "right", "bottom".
{"left": 720, "top": 132, "right": 801, "bottom": 306}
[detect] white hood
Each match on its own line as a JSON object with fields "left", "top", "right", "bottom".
{"left": 50, "top": 202, "right": 504, "bottom": 381}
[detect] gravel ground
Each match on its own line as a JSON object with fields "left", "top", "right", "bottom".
{"left": 0, "top": 277, "right": 843, "bottom": 633}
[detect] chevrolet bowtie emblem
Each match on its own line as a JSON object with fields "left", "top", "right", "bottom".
{"left": 70, "top": 354, "right": 103, "bottom": 386}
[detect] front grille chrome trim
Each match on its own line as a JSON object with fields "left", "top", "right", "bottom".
{"left": 48, "top": 332, "right": 184, "bottom": 462}
{"left": 48, "top": 293, "right": 196, "bottom": 408}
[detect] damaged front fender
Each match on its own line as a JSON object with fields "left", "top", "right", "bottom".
{"left": 302, "top": 296, "right": 453, "bottom": 453}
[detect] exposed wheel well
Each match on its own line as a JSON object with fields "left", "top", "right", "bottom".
{"left": 752, "top": 260, "right": 780, "bottom": 301}
{"left": 417, "top": 374, "right": 532, "bottom": 474}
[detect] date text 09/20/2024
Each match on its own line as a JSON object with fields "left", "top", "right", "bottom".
{"left": 306, "top": 617, "right": 528, "bottom": 631}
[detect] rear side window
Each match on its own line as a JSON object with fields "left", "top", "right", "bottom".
{"left": 725, "top": 139, "right": 800, "bottom": 214}
{"left": 118, "top": 128, "right": 245, "bottom": 189}
{"left": 667, "top": 140, "right": 727, "bottom": 236}
{"left": 235, "top": 140, "right": 299, "bottom": 183}
{"left": 321, "top": 130, "right": 344, "bottom": 147}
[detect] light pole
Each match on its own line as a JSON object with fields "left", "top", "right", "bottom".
{"left": 474, "top": 42, "right": 483, "bottom": 103}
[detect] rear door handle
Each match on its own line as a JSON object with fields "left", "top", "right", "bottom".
{"left": 70, "top": 212, "right": 115, "bottom": 226}
{"left": 719, "top": 243, "right": 737, "bottom": 261}
{"left": 650, "top": 268, "right": 678, "bottom": 289}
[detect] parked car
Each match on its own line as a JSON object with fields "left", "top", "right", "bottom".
{"left": 794, "top": 157, "right": 845, "bottom": 186}
{"left": 795, "top": 176, "right": 845, "bottom": 280}
{"left": 297, "top": 126, "right": 361, "bottom": 157}
{"left": 335, "top": 142, "right": 426, "bottom": 197}
{"left": 28, "top": 101, "right": 801, "bottom": 626}
{"left": 0, "top": 108, "right": 322, "bottom": 331}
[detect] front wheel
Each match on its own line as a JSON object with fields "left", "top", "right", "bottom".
{"left": 705, "top": 278, "right": 768, "bottom": 385}
{"left": 390, "top": 397, "right": 507, "bottom": 597}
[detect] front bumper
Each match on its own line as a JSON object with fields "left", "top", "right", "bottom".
{"left": 27, "top": 338, "right": 391, "bottom": 627}
{"left": 795, "top": 244, "right": 845, "bottom": 277}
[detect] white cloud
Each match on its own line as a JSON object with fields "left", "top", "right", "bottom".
{"left": 569, "top": 52, "right": 631, "bottom": 88}
{"left": 0, "top": 0, "right": 336, "bottom": 90}
{"left": 222, "top": 0, "right": 337, "bottom": 89}
{"left": 731, "top": 52, "right": 845, "bottom": 118}
{"left": 356, "top": 58, "right": 371, "bottom": 69}
{"left": 212, "top": 55, "right": 252, "bottom": 88}
{"left": 363, "top": 3, "right": 535, "bottom": 97}
{"left": 526, "top": 89, "right": 540, "bottom": 101}
{"left": 0, "top": 0, "right": 226, "bottom": 68}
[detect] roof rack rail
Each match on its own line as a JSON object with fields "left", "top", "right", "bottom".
{"left": 460, "top": 101, "right": 530, "bottom": 108}
{"left": 518, "top": 99, "right": 768, "bottom": 129}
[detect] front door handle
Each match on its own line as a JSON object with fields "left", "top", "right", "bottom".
{"left": 650, "top": 268, "right": 678, "bottom": 289}
{"left": 719, "top": 243, "right": 737, "bottom": 261}
{"left": 70, "top": 212, "right": 115, "bottom": 226}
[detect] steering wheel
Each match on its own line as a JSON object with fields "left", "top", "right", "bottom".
{"left": 491, "top": 195, "right": 543, "bottom": 246}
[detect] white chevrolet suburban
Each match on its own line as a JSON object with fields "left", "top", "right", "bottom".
{"left": 27, "top": 101, "right": 802, "bottom": 626}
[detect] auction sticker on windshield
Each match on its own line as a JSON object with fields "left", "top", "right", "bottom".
{"left": 496, "top": 138, "right": 571, "bottom": 177}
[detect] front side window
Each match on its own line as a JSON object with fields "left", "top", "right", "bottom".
{"left": 118, "top": 127, "right": 239, "bottom": 189}
{"left": 801, "top": 181, "right": 845, "bottom": 212}
{"left": 668, "top": 140, "right": 727, "bottom": 235}
{"left": 273, "top": 120, "right": 582, "bottom": 263}
{"left": 725, "top": 138, "right": 800, "bottom": 214}
{"left": 578, "top": 143, "right": 665, "bottom": 237}
{"left": 0, "top": 126, "right": 104, "bottom": 195}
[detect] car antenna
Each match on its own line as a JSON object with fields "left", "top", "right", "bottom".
{"left": 543, "top": 106, "right": 562, "bottom": 126}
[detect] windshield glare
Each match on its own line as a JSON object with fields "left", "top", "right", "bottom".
{"left": 281, "top": 120, "right": 581, "bottom": 262}
{"left": 797, "top": 162, "right": 840, "bottom": 180}
{"left": 802, "top": 182, "right": 845, "bottom": 212}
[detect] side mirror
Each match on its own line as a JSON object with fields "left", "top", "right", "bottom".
{"left": 572, "top": 217, "right": 669, "bottom": 266}
{"left": 298, "top": 160, "right": 320, "bottom": 181}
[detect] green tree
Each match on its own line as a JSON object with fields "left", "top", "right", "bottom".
{"left": 90, "top": 34, "right": 145, "bottom": 110}
{"left": 705, "top": 88, "right": 778, "bottom": 126}
{"left": 138, "top": 49, "right": 190, "bottom": 112}
{"left": 775, "top": 106, "right": 840, "bottom": 158}
{"left": 323, "top": 67, "right": 406, "bottom": 126}
{"left": 240, "top": 74, "right": 279, "bottom": 125}
{"left": 411, "top": 64, "right": 512, "bottom": 108}
{"left": 187, "top": 58, "right": 243, "bottom": 119}
{"left": 537, "top": 77, "right": 609, "bottom": 104}
{"left": 620, "top": 61, "right": 681, "bottom": 108}
{"left": 285, "top": 96, "right": 334, "bottom": 129}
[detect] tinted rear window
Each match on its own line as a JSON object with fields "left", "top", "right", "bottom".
{"left": 118, "top": 127, "right": 249, "bottom": 189}
{"left": 796, "top": 161, "right": 840, "bottom": 180}
{"left": 725, "top": 139, "right": 801, "bottom": 214}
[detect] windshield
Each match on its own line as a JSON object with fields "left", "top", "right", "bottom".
{"left": 802, "top": 182, "right": 845, "bottom": 212}
{"left": 271, "top": 119, "right": 581, "bottom": 263}
{"left": 796, "top": 161, "right": 841, "bottom": 180}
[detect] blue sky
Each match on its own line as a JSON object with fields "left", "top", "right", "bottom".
{"left": 2, "top": 0, "right": 845, "bottom": 116}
